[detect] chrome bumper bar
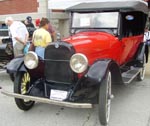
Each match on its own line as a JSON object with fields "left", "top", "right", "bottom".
{"left": 1, "top": 89, "right": 93, "bottom": 109}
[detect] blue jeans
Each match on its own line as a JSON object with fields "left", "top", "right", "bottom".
{"left": 35, "top": 46, "right": 45, "bottom": 59}
{"left": 23, "top": 42, "right": 30, "bottom": 55}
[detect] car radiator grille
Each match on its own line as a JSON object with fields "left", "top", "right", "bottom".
{"left": 44, "top": 42, "right": 76, "bottom": 84}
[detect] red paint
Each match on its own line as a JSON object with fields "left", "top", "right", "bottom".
{"left": 64, "top": 31, "right": 143, "bottom": 66}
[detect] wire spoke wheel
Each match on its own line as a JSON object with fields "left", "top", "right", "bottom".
{"left": 21, "top": 73, "right": 30, "bottom": 95}
{"left": 99, "top": 71, "right": 112, "bottom": 126}
{"left": 14, "top": 72, "right": 35, "bottom": 111}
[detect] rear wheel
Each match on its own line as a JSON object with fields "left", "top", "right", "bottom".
{"left": 14, "top": 72, "right": 35, "bottom": 111}
{"left": 137, "top": 54, "right": 146, "bottom": 81}
{"left": 99, "top": 71, "right": 112, "bottom": 126}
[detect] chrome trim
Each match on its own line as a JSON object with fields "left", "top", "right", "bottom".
{"left": 1, "top": 89, "right": 93, "bottom": 109}
{"left": 24, "top": 51, "right": 38, "bottom": 69}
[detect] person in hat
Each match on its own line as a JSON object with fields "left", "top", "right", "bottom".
{"left": 23, "top": 16, "right": 36, "bottom": 54}
{"left": 35, "top": 18, "right": 40, "bottom": 27}
{"left": 24, "top": 16, "right": 35, "bottom": 38}
{"left": 25, "top": 16, "right": 35, "bottom": 28}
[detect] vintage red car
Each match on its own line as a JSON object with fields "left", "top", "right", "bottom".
{"left": 1, "top": 0, "right": 149, "bottom": 125}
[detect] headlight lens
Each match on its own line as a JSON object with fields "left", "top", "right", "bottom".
{"left": 24, "top": 51, "right": 38, "bottom": 69}
{"left": 70, "top": 53, "right": 88, "bottom": 73}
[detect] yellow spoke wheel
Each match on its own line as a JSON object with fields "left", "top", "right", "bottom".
{"left": 14, "top": 72, "right": 35, "bottom": 111}
{"left": 21, "top": 72, "right": 30, "bottom": 95}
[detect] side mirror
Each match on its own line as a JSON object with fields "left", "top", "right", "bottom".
{"left": 56, "top": 33, "right": 61, "bottom": 41}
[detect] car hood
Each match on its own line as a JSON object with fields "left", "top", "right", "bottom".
{"left": 63, "top": 31, "right": 118, "bottom": 64}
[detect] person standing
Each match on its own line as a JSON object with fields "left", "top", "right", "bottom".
{"left": 24, "top": 16, "right": 36, "bottom": 40}
{"left": 144, "top": 27, "right": 150, "bottom": 46}
{"left": 35, "top": 18, "right": 56, "bottom": 41}
{"left": 5, "top": 17, "right": 29, "bottom": 57}
{"left": 31, "top": 17, "right": 52, "bottom": 59}
{"left": 23, "top": 16, "right": 36, "bottom": 54}
{"left": 35, "top": 18, "right": 40, "bottom": 27}
{"left": 47, "top": 22, "right": 56, "bottom": 41}
{"left": 25, "top": 16, "right": 35, "bottom": 28}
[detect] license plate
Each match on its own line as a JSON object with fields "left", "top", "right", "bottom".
{"left": 50, "top": 89, "right": 68, "bottom": 101}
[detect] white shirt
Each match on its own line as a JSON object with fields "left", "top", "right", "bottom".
{"left": 143, "top": 31, "right": 150, "bottom": 42}
{"left": 9, "top": 21, "right": 28, "bottom": 46}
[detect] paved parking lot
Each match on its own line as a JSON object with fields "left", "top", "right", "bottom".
{"left": 0, "top": 63, "right": 150, "bottom": 126}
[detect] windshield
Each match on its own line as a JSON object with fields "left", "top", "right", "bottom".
{"left": 72, "top": 12, "right": 119, "bottom": 29}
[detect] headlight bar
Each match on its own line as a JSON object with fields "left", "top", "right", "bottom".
{"left": 70, "top": 53, "right": 88, "bottom": 73}
{"left": 24, "top": 51, "right": 39, "bottom": 69}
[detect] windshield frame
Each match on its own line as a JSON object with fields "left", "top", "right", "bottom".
{"left": 71, "top": 11, "right": 119, "bottom": 29}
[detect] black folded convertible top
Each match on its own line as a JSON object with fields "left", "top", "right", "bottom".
{"left": 67, "top": 0, "right": 148, "bottom": 14}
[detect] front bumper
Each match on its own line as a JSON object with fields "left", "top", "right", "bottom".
{"left": 1, "top": 89, "right": 93, "bottom": 109}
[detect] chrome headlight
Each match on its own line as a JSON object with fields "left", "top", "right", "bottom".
{"left": 70, "top": 53, "right": 88, "bottom": 73}
{"left": 24, "top": 51, "right": 38, "bottom": 69}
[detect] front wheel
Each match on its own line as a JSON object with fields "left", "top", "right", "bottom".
{"left": 99, "top": 71, "right": 112, "bottom": 126}
{"left": 14, "top": 72, "right": 35, "bottom": 111}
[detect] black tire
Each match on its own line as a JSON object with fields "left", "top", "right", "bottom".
{"left": 14, "top": 72, "right": 35, "bottom": 111}
{"left": 99, "top": 71, "right": 112, "bottom": 126}
{"left": 137, "top": 54, "right": 146, "bottom": 81}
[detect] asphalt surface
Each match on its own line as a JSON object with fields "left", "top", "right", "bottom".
{"left": 0, "top": 63, "right": 150, "bottom": 126}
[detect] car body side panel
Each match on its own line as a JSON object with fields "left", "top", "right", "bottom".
{"left": 64, "top": 32, "right": 144, "bottom": 66}
{"left": 135, "top": 42, "right": 149, "bottom": 66}
{"left": 119, "top": 35, "right": 143, "bottom": 65}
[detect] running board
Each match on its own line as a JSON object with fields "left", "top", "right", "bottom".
{"left": 122, "top": 67, "right": 141, "bottom": 84}
{"left": 1, "top": 89, "right": 92, "bottom": 109}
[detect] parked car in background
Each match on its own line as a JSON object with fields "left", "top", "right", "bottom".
{"left": 2, "top": 0, "right": 149, "bottom": 126}
{"left": 0, "top": 24, "right": 13, "bottom": 66}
